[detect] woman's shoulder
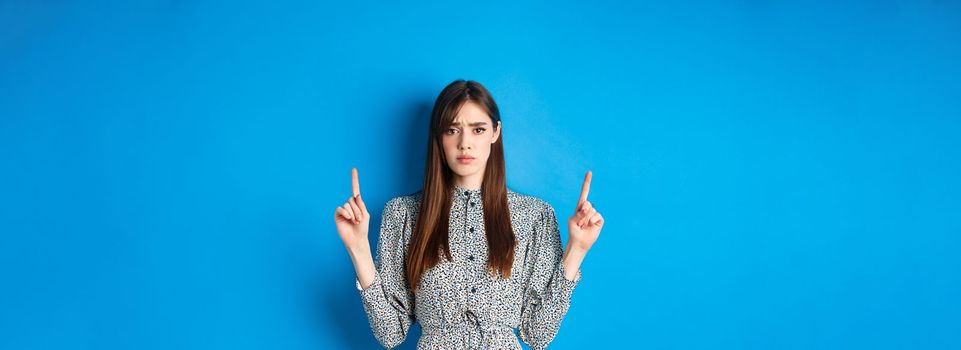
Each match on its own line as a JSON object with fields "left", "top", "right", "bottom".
{"left": 507, "top": 187, "right": 553, "bottom": 213}
{"left": 384, "top": 190, "right": 422, "bottom": 214}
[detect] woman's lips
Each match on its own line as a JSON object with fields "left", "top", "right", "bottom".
{"left": 457, "top": 156, "right": 475, "bottom": 164}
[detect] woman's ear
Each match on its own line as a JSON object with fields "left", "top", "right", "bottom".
{"left": 492, "top": 121, "right": 502, "bottom": 143}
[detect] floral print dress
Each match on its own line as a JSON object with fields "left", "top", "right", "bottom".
{"left": 356, "top": 185, "right": 581, "bottom": 349}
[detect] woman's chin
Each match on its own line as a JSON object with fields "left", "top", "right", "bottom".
{"left": 449, "top": 166, "right": 481, "bottom": 178}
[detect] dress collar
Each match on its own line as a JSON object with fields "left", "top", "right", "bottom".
{"left": 452, "top": 185, "right": 482, "bottom": 199}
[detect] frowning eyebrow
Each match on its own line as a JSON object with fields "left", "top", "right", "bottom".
{"left": 450, "top": 122, "right": 489, "bottom": 127}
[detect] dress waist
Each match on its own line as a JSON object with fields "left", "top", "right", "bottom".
{"left": 420, "top": 311, "right": 518, "bottom": 349}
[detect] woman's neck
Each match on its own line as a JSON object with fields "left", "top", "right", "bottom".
{"left": 452, "top": 174, "right": 483, "bottom": 190}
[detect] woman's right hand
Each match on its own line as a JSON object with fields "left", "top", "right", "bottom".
{"left": 334, "top": 168, "right": 370, "bottom": 252}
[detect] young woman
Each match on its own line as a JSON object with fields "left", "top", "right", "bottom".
{"left": 333, "top": 80, "right": 604, "bottom": 349}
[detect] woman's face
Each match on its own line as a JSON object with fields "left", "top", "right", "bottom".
{"left": 441, "top": 101, "right": 501, "bottom": 186}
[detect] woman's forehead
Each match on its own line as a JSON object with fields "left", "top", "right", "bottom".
{"left": 452, "top": 102, "right": 492, "bottom": 124}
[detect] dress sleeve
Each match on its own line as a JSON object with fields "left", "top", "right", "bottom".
{"left": 518, "top": 202, "right": 581, "bottom": 350}
{"left": 356, "top": 197, "right": 415, "bottom": 349}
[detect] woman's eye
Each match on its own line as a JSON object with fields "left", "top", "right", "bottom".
{"left": 473, "top": 128, "right": 486, "bottom": 134}
{"left": 445, "top": 128, "right": 458, "bottom": 135}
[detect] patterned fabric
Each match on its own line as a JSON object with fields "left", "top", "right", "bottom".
{"left": 356, "top": 185, "right": 581, "bottom": 349}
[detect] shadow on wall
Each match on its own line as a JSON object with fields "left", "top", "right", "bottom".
{"left": 315, "top": 97, "right": 433, "bottom": 349}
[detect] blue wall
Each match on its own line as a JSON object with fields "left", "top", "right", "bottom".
{"left": 2, "top": 1, "right": 959, "bottom": 349}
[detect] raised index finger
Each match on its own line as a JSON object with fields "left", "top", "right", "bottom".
{"left": 351, "top": 168, "right": 361, "bottom": 197}
{"left": 578, "top": 170, "right": 592, "bottom": 205}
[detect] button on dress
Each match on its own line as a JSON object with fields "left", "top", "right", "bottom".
{"left": 356, "top": 185, "right": 581, "bottom": 349}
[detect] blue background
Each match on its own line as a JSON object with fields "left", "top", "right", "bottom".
{"left": 2, "top": 1, "right": 959, "bottom": 349}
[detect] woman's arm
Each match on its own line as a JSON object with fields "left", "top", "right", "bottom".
{"left": 348, "top": 244, "right": 376, "bottom": 289}
{"left": 518, "top": 203, "right": 580, "bottom": 350}
{"left": 334, "top": 168, "right": 416, "bottom": 348}
{"left": 561, "top": 244, "right": 589, "bottom": 281}
{"left": 356, "top": 197, "right": 417, "bottom": 348}
{"left": 519, "top": 171, "right": 604, "bottom": 349}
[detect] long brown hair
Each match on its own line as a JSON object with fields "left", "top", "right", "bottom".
{"left": 406, "top": 79, "right": 515, "bottom": 291}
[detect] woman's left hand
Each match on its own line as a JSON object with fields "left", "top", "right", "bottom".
{"left": 567, "top": 171, "right": 604, "bottom": 253}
